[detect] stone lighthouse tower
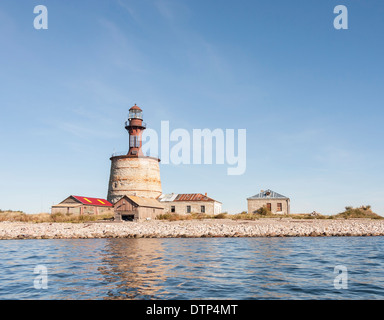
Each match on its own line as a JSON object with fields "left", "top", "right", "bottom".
{"left": 107, "top": 104, "right": 162, "bottom": 204}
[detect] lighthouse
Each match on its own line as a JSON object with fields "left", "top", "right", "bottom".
{"left": 125, "top": 104, "right": 145, "bottom": 156}
{"left": 107, "top": 104, "right": 162, "bottom": 204}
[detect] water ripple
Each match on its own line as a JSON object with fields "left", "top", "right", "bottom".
{"left": 0, "top": 237, "right": 384, "bottom": 299}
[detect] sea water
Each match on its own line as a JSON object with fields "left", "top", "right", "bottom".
{"left": 0, "top": 237, "right": 383, "bottom": 299}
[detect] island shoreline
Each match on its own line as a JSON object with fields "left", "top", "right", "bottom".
{"left": 1, "top": 218, "right": 384, "bottom": 240}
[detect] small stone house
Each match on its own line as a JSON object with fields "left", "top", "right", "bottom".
{"left": 51, "top": 195, "right": 113, "bottom": 215}
{"left": 114, "top": 195, "right": 165, "bottom": 221}
{"left": 247, "top": 189, "right": 290, "bottom": 215}
{"left": 158, "top": 193, "right": 222, "bottom": 215}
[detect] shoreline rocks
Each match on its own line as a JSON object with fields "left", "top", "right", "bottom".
{"left": 1, "top": 218, "right": 384, "bottom": 240}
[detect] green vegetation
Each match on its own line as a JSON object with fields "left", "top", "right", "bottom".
{"left": 334, "top": 205, "right": 382, "bottom": 219}
{"left": 254, "top": 206, "right": 273, "bottom": 216}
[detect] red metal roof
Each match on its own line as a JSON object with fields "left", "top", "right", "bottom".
{"left": 72, "top": 196, "right": 113, "bottom": 207}
{"left": 129, "top": 104, "right": 142, "bottom": 111}
{"left": 174, "top": 193, "right": 215, "bottom": 202}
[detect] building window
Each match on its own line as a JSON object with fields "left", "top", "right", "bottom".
{"left": 267, "top": 203, "right": 272, "bottom": 211}
{"left": 186, "top": 206, "right": 191, "bottom": 213}
{"left": 171, "top": 206, "right": 175, "bottom": 213}
{"left": 277, "top": 203, "right": 282, "bottom": 212}
{"left": 201, "top": 205, "right": 205, "bottom": 213}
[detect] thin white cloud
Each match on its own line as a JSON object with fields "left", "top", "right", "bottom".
{"left": 116, "top": 0, "right": 137, "bottom": 20}
{"left": 97, "top": 17, "right": 148, "bottom": 73}
{"left": 64, "top": 78, "right": 130, "bottom": 107}
{"left": 154, "top": 0, "right": 174, "bottom": 21}
{"left": 57, "top": 121, "right": 119, "bottom": 139}
{"left": 314, "top": 145, "right": 361, "bottom": 166}
{"left": 0, "top": 7, "right": 17, "bottom": 43}
{"left": 154, "top": 0, "right": 190, "bottom": 22}
{"left": 279, "top": 128, "right": 324, "bottom": 145}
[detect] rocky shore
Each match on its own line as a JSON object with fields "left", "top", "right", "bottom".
{"left": 1, "top": 218, "right": 384, "bottom": 239}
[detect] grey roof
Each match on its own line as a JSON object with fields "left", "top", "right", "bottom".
{"left": 247, "top": 189, "right": 289, "bottom": 200}
{"left": 158, "top": 193, "right": 178, "bottom": 202}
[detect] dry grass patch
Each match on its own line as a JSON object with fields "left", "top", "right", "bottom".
{"left": 0, "top": 210, "right": 114, "bottom": 223}
{"left": 335, "top": 206, "right": 383, "bottom": 219}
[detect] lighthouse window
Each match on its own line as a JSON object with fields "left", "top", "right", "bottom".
{"left": 130, "top": 136, "right": 135, "bottom": 147}
{"left": 129, "top": 110, "right": 143, "bottom": 119}
{"left": 135, "top": 136, "right": 140, "bottom": 147}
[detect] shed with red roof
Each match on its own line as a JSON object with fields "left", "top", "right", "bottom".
{"left": 51, "top": 195, "right": 113, "bottom": 215}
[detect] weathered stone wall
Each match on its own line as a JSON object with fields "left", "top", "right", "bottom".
{"left": 107, "top": 156, "right": 162, "bottom": 203}
{"left": 137, "top": 207, "right": 164, "bottom": 220}
{"left": 51, "top": 206, "right": 81, "bottom": 215}
{"left": 162, "top": 201, "right": 222, "bottom": 215}
{"left": 247, "top": 199, "right": 290, "bottom": 214}
{"left": 51, "top": 206, "right": 113, "bottom": 215}
{"left": 115, "top": 207, "right": 163, "bottom": 221}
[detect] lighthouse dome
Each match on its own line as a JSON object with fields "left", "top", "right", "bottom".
{"left": 128, "top": 104, "right": 143, "bottom": 120}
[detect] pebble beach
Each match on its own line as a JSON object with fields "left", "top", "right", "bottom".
{"left": 1, "top": 218, "right": 384, "bottom": 239}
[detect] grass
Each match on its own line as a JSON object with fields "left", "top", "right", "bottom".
{"left": 0, "top": 210, "right": 114, "bottom": 223}
{"left": 156, "top": 212, "right": 216, "bottom": 221}
{"left": 155, "top": 211, "right": 323, "bottom": 221}
{"left": 156, "top": 206, "right": 384, "bottom": 221}
{"left": 2, "top": 205, "right": 383, "bottom": 223}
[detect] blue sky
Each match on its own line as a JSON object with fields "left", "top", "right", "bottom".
{"left": 0, "top": 0, "right": 383, "bottom": 214}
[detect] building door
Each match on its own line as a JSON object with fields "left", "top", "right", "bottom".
{"left": 122, "top": 214, "right": 134, "bottom": 221}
